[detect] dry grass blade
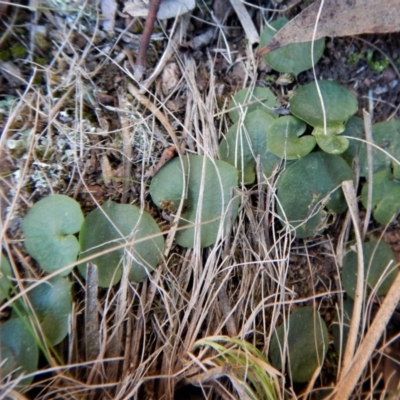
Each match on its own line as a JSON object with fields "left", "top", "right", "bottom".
{"left": 362, "top": 109, "right": 373, "bottom": 240}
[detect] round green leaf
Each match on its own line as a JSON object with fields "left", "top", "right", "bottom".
{"left": 269, "top": 306, "right": 329, "bottom": 383}
{"left": 358, "top": 119, "right": 400, "bottom": 178}
{"left": 361, "top": 170, "right": 400, "bottom": 225}
{"left": 219, "top": 109, "right": 280, "bottom": 184}
{"left": 290, "top": 80, "right": 358, "bottom": 134}
{"left": 342, "top": 237, "right": 398, "bottom": 300}
{"left": 22, "top": 195, "right": 84, "bottom": 275}
{"left": 0, "top": 253, "right": 13, "bottom": 302}
{"left": 228, "top": 87, "right": 279, "bottom": 123}
{"left": 12, "top": 277, "right": 72, "bottom": 346}
{"left": 79, "top": 201, "right": 164, "bottom": 287}
{"left": 277, "top": 152, "right": 353, "bottom": 238}
{"left": 267, "top": 115, "right": 315, "bottom": 159}
{"left": 313, "top": 131, "right": 349, "bottom": 154}
{"left": 0, "top": 317, "right": 39, "bottom": 384}
{"left": 150, "top": 155, "right": 239, "bottom": 248}
{"left": 259, "top": 18, "right": 325, "bottom": 76}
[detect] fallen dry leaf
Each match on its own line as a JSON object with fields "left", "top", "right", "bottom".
{"left": 149, "top": 146, "right": 177, "bottom": 177}
{"left": 257, "top": 0, "right": 400, "bottom": 55}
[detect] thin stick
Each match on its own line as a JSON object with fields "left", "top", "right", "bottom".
{"left": 134, "top": 0, "right": 162, "bottom": 81}
{"left": 229, "top": 0, "right": 259, "bottom": 44}
{"left": 340, "top": 180, "right": 364, "bottom": 379}
{"left": 85, "top": 263, "right": 100, "bottom": 361}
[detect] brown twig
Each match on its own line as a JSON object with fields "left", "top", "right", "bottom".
{"left": 134, "top": 0, "right": 162, "bottom": 81}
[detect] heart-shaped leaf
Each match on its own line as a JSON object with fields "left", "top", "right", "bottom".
{"left": 290, "top": 80, "right": 358, "bottom": 137}
{"left": 22, "top": 195, "right": 84, "bottom": 275}
{"left": 228, "top": 87, "right": 279, "bottom": 123}
{"left": 150, "top": 155, "right": 239, "bottom": 248}
{"left": 79, "top": 201, "right": 165, "bottom": 287}
{"left": 277, "top": 152, "right": 353, "bottom": 238}
{"left": 267, "top": 115, "right": 315, "bottom": 159}
{"left": 219, "top": 109, "right": 280, "bottom": 184}
{"left": 342, "top": 237, "right": 398, "bottom": 300}
{"left": 259, "top": 18, "right": 325, "bottom": 76}
{"left": 361, "top": 170, "right": 400, "bottom": 225}
{"left": 359, "top": 119, "right": 400, "bottom": 178}
{"left": 269, "top": 306, "right": 329, "bottom": 382}
{"left": 0, "top": 317, "right": 39, "bottom": 384}
{"left": 312, "top": 130, "right": 349, "bottom": 154}
{"left": 0, "top": 253, "right": 13, "bottom": 302}
{"left": 12, "top": 277, "right": 72, "bottom": 346}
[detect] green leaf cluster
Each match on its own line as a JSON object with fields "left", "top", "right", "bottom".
{"left": 2, "top": 195, "right": 166, "bottom": 381}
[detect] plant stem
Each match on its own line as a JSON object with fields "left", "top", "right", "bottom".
{"left": 134, "top": 0, "right": 162, "bottom": 81}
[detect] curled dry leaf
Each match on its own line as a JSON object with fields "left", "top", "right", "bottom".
{"left": 149, "top": 146, "right": 177, "bottom": 177}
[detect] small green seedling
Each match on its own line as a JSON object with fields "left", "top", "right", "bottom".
{"left": 219, "top": 109, "right": 280, "bottom": 184}
{"left": 22, "top": 195, "right": 84, "bottom": 275}
{"left": 276, "top": 151, "right": 353, "bottom": 238}
{"left": 79, "top": 200, "right": 165, "bottom": 287}
{"left": 150, "top": 155, "right": 239, "bottom": 248}
{"left": 342, "top": 237, "right": 398, "bottom": 300}
{"left": 259, "top": 18, "right": 325, "bottom": 76}
{"left": 269, "top": 306, "right": 329, "bottom": 383}
{"left": 289, "top": 80, "right": 358, "bottom": 154}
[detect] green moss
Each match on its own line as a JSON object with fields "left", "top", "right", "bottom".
{"left": 0, "top": 49, "right": 11, "bottom": 61}
{"left": 348, "top": 52, "right": 364, "bottom": 65}
{"left": 11, "top": 45, "right": 27, "bottom": 58}
{"left": 366, "top": 50, "right": 389, "bottom": 73}
{"left": 34, "top": 56, "right": 50, "bottom": 66}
